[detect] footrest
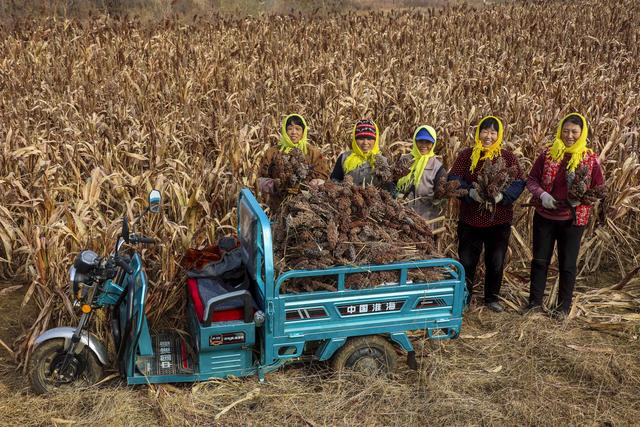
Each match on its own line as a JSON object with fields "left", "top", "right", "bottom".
{"left": 135, "top": 333, "right": 196, "bottom": 376}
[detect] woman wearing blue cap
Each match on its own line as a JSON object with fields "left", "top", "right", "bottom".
{"left": 395, "top": 125, "right": 447, "bottom": 220}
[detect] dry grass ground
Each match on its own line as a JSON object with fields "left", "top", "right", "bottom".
{"left": 2, "top": 281, "right": 639, "bottom": 426}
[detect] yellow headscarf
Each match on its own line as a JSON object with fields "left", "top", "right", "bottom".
{"left": 277, "top": 113, "right": 308, "bottom": 154}
{"left": 343, "top": 120, "right": 380, "bottom": 174}
{"left": 397, "top": 125, "right": 437, "bottom": 193}
{"left": 549, "top": 113, "right": 591, "bottom": 171}
{"left": 469, "top": 116, "right": 504, "bottom": 173}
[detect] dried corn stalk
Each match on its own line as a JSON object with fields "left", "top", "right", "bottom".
{"left": 2, "top": 2, "right": 639, "bottom": 363}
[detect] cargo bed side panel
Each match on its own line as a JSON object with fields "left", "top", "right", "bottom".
{"left": 272, "top": 277, "right": 464, "bottom": 353}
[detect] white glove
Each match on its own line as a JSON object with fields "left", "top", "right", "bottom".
{"left": 540, "top": 192, "right": 557, "bottom": 209}
{"left": 469, "top": 188, "right": 483, "bottom": 203}
{"left": 494, "top": 193, "right": 504, "bottom": 203}
{"left": 257, "top": 177, "right": 275, "bottom": 194}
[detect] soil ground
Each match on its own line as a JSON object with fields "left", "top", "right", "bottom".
{"left": 1, "top": 280, "right": 639, "bottom": 426}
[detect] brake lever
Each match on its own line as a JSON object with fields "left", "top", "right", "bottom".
{"left": 114, "top": 256, "right": 133, "bottom": 275}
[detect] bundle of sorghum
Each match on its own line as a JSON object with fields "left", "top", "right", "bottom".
{"left": 581, "top": 185, "right": 608, "bottom": 205}
{"left": 434, "top": 176, "right": 469, "bottom": 199}
{"left": 568, "top": 165, "right": 607, "bottom": 205}
{"left": 391, "top": 155, "right": 413, "bottom": 181}
{"left": 373, "top": 154, "right": 393, "bottom": 183}
{"left": 272, "top": 177, "right": 443, "bottom": 292}
{"left": 568, "top": 165, "right": 590, "bottom": 201}
{"left": 472, "top": 157, "right": 518, "bottom": 208}
{"left": 265, "top": 148, "right": 310, "bottom": 194}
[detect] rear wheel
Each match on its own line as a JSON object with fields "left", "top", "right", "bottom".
{"left": 330, "top": 336, "right": 397, "bottom": 374}
{"left": 28, "top": 339, "right": 103, "bottom": 395}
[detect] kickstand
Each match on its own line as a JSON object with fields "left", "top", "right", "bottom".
{"left": 407, "top": 351, "right": 417, "bottom": 370}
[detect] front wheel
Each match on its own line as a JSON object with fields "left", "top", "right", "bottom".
{"left": 330, "top": 336, "right": 397, "bottom": 374}
{"left": 28, "top": 339, "right": 103, "bottom": 395}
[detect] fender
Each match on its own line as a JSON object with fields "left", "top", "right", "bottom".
{"left": 34, "top": 327, "right": 109, "bottom": 366}
{"left": 316, "top": 337, "right": 347, "bottom": 361}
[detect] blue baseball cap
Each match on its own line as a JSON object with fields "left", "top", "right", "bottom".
{"left": 415, "top": 128, "right": 435, "bottom": 143}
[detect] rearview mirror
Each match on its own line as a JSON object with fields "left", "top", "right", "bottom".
{"left": 148, "top": 190, "right": 161, "bottom": 213}
{"left": 122, "top": 216, "right": 130, "bottom": 243}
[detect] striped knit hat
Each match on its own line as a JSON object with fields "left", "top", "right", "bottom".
{"left": 354, "top": 119, "right": 377, "bottom": 139}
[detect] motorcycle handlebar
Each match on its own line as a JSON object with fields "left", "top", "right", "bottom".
{"left": 129, "top": 234, "right": 156, "bottom": 245}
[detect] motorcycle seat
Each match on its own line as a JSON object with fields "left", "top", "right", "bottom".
{"left": 186, "top": 277, "right": 255, "bottom": 323}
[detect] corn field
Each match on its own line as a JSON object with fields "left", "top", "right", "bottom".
{"left": 0, "top": 0, "right": 639, "bottom": 364}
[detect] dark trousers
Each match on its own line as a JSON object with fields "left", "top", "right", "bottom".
{"left": 529, "top": 213, "right": 585, "bottom": 313}
{"left": 457, "top": 222, "right": 512, "bottom": 303}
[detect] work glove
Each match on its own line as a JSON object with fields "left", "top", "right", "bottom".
{"left": 309, "top": 178, "right": 325, "bottom": 188}
{"left": 469, "top": 188, "right": 483, "bottom": 203}
{"left": 257, "top": 177, "right": 276, "bottom": 194}
{"left": 494, "top": 193, "right": 504, "bottom": 203}
{"left": 540, "top": 192, "right": 557, "bottom": 209}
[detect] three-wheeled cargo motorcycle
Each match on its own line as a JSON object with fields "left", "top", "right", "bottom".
{"left": 28, "top": 188, "right": 467, "bottom": 394}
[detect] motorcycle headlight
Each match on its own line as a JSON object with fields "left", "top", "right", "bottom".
{"left": 69, "top": 265, "right": 91, "bottom": 302}
{"left": 69, "top": 265, "right": 77, "bottom": 285}
{"left": 70, "top": 250, "right": 99, "bottom": 299}
{"left": 74, "top": 250, "right": 99, "bottom": 274}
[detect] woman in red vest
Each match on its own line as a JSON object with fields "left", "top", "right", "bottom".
{"left": 526, "top": 113, "right": 605, "bottom": 317}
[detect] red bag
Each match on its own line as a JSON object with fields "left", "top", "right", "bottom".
{"left": 180, "top": 236, "right": 240, "bottom": 271}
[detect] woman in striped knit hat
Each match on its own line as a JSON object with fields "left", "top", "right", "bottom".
{"left": 330, "top": 119, "right": 392, "bottom": 191}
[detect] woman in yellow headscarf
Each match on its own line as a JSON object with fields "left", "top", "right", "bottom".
{"left": 394, "top": 125, "right": 446, "bottom": 220}
{"left": 258, "top": 114, "right": 329, "bottom": 211}
{"left": 526, "top": 113, "right": 605, "bottom": 318}
{"left": 448, "top": 116, "right": 525, "bottom": 312}
{"left": 330, "top": 119, "right": 392, "bottom": 190}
